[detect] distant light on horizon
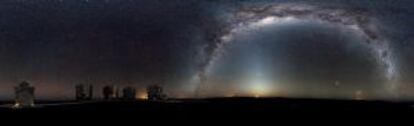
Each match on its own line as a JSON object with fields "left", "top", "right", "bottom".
{"left": 136, "top": 92, "right": 148, "bottom": 100}
{"left": 247, "top": 77, "right": 274, "bottom": 98}
{"left": 354, "top": 90, "right": 365, "bottom": 100}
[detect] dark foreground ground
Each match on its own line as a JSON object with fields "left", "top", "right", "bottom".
{"left": 1, "top": 97, "right": 414, "bottom": 119}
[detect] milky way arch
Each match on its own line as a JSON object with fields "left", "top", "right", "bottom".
{"left": 195, "top": 4, "right": 398, "bottom": 97}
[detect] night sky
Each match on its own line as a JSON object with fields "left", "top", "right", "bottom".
{"left": 0, "top": 0, "right": 413, "bottom": 100}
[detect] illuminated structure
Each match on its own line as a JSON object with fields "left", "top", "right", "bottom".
{"left": 146, "top": 85, "right": 167, "bottom": 101}
{"left": 122, "top": 86, "right": 136, "bottom": 100}
{"left": 75, "top": 84, "right": 93, "bottom": 100}
{"left": 14, "top": 81, "right": 35, "bottom": 108}
{"left": 103, "top": 85, "right": 119, "bottom": 100}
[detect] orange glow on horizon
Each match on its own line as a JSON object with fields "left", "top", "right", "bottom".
{"left": 136, "top": 92, "right": 148, "bottom": 100}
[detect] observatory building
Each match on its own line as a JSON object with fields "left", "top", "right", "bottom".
{"left": 146, "top": 85, "right": 167, "bottom": 101}
{"left": 122, "top": 86, "right": 136, "bottom": 100}
{"left": 75, "top": 84, "right": 93, "bottom": 100}
{"left": 103, "top": 85, "right": 119, "bottom": 100}
{"left": 14, "top": 81, "right": 35, "bottom": 108}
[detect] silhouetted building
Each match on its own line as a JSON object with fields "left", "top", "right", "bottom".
{"left": 89, "top": 85, "right": 93, "bottom": 99}
{"left": 122, "top": 86, "right": 136, "bottom": 100}
{"left": 75, "top": 84, "right": 93, "bottom": 100}
{"left": 14, "top": 81, "right": 35, "bottom": 108}
{"left": 146, "top": 85, "right": 167, "bottom": 101}
{"left": 103, "top": 85, "right": 119, "bottom": 100}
